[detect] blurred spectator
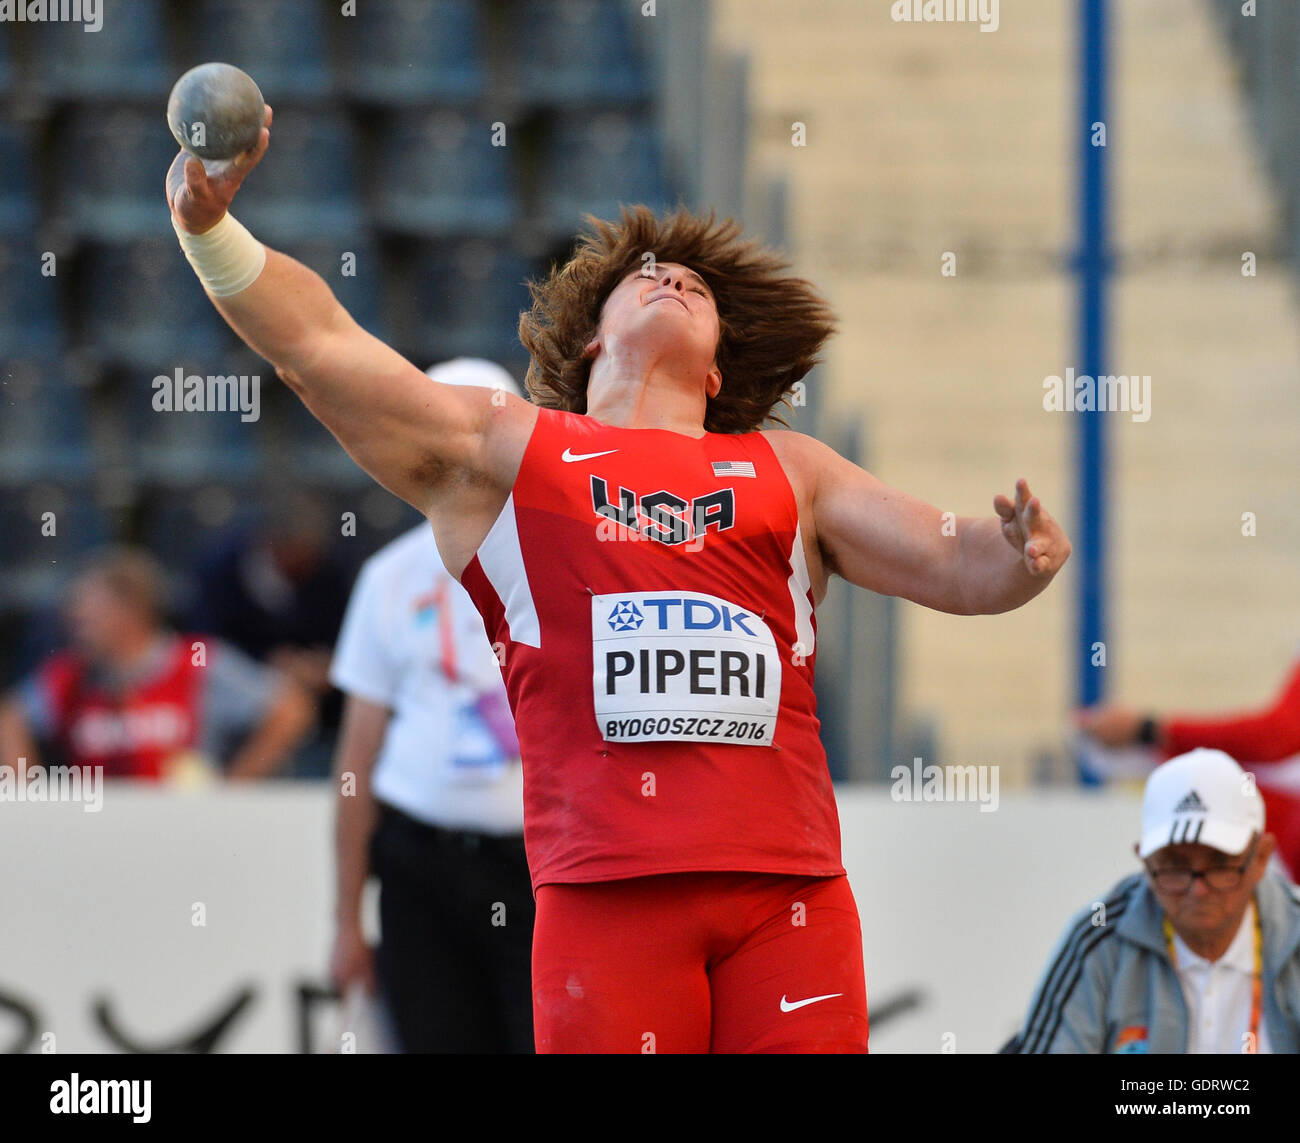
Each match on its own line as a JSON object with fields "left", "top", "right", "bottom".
{"left": 0, "top": 546, "right": 314, "bottom": 781}
{"left": 1078, "top": 650, "right": 1300, "bottom": 881}
{"left": 1013, "top": 749, "right": 1300, "bottom": 1054}
{"left": 188, "top": 484, "right": 352, "bottom": 775}
{"left": 329, "top": 359, "right": 534, "bottom": 1054}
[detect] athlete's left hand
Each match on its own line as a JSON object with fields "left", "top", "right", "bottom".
{"left": 993, "top": 478, "right": 1071, "bottom": 578}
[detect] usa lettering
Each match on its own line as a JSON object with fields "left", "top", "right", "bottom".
{"left": 590, "top": 476, "right": 735, "bottom": 546}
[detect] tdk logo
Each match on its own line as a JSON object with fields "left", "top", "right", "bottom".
{"left": 608, "top": 601, "right": 644, "bottom": 631}
{"left": 591, "top": 476, "right": 735, "bottom": 546}
{"left": 593, "top": 590, "right": 779, "bottom": 712}
{"left": 609, "top": 597, "right": 759, "bottom": 636}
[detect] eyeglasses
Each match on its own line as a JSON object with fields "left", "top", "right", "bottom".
{"left": 1145, "top": 836, "right": 1259, "bottom": 894}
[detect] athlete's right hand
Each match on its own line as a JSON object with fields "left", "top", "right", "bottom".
{"left": 165, "top": 103, "right": 272, "bottom": 235}
{"left": 329, "top": 921, "right": 377, "bottom": 995}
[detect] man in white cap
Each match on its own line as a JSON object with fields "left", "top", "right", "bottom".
{"left": 328, "top": 358, "right": 533, "bottom": 1053}
{"left": 1015, "top": 748, "right": 1300, "bottom": 1053}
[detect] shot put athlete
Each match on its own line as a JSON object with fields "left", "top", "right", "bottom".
{"left": 164, "top": 105, "right": 1071, "bottom": 1053}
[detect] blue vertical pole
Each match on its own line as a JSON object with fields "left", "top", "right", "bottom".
{"left": 1076, "top": 0, "right": 1110, "bottom": 779}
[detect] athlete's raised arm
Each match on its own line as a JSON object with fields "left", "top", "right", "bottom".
{"left": 163, "top": 106, "right": 529, "bottom": 513}
{"left": 796, "top": 432, "right": 1070, "bottom": 615}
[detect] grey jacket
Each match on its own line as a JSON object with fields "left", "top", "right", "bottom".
{"left": 1016, "top": 870, "right": 1300, "bottom": 1053}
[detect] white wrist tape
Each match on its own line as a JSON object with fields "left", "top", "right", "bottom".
{"left": 171, "top": 211, "right": 267, "bottom": 297}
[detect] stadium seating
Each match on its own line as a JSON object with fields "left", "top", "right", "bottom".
{"left": 278, "top": 236, "right": 388, "bottom": 341}
{"left": 0, "top": 26, "right": 14, "bottom": 98}
{"left": 339, "top": 0, "right": 486, "bottom": 105}
{"left": 0, "top": 359, "right": 94, "bottom": 487}
{"left": 33, "top": 0, "right": 171, "bottom": 101}
{"left": 136, "top": 484, "right": 260, "bottom": 575}
{"left": 0, "top": 0, "right": 679, "bottom": 695}
{"left": 404, "top": 239, "right": 536, "bottom": 367}
{"left": 537, "top": 111, "right": 671, "bottom": 233}
{"left": 193, "top": 0, "right": 330, "bottom": 100}
{"left": 58, "top": 106, "right": 180, "bottom": 241}
{"left": 0, "top": 238, "right": 66, "bottom": 360}
{"left": 0, "top": 487, "right": 112, "bottom": 610}
{"left": 234, "top": 106, "right": 364, "bottom": 245}
{"left": 118, "top": 366, "right": 262, "bottom": 486}
{"left": 79, "top": 240, "right": 232, "bottom": 368}
{"left": 513, "top": 0, "right": 651, "bottom": 106}
{"left": 276, "top": 396, "right": 374, "bottom": 490}
{"left": 322, "top": 483, "right": 424, "bottom": 564}
{"left": 372, "top": 109, "right": 516, "bottom": 236}
{"left": 1212, "top": 0, "right": 1300, "bottom": 280}
{"left": 0, "top": 121, "right": 39, "bottom": 238}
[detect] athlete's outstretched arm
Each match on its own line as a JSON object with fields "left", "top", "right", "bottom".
{"left": 164, "top": 107, "right": 517, "bottom": 513}
{"left": 801, "top": 434, "right": 1070, "bottom": 615}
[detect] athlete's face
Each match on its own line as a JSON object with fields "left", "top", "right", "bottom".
{"left": 587, "top": 263, "right": 722, "bottom": 391}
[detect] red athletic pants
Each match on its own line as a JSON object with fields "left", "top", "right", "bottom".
{"left": 531, "top": 871, "right": 870, "bottom": 1053}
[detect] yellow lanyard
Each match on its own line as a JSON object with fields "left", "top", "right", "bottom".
{"left": 1164, "top": 902, "right": 1263, "bottom": 1053}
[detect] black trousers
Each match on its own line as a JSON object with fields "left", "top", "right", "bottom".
{"left": 370, "top": 803, "right": 536, "bottom": 1053}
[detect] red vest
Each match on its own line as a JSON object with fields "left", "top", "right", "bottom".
{"left": 461, "top": 408, "right": 844, "bottom": 889}
{"left": 42, "top": 636, "right": 203, "bottom": 779}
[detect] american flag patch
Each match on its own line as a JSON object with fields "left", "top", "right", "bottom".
{"left": 712, "top": 460, "right": 756, "bottom": 478}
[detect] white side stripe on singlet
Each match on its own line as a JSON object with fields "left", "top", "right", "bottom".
{"left": 787, "top": 522, "right": 816, "bottom": 657}
{"left": 476, "top": 492, "right": 542, "bottom": 648}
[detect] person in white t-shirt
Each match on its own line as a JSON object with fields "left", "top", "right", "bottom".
{"left": 328, "top": 358, "right": 533, "bottom": 1053}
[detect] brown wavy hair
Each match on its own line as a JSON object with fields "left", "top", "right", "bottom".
{"left": 518, "top": 204, "right": 837, "bottom": 434}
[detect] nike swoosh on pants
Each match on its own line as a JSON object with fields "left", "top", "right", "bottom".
{"left": 779, "top": 993, "right": 843, "bottom": 1012}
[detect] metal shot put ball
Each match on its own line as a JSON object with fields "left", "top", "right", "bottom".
{"left": 167, "top": 63, "right": 265, "bottom": 176}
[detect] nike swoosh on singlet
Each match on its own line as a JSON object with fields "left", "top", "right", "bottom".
{"left": 561, "top": 447, "right": 619, "bottom": 463}
{"left": 779, "top": 993, "right": 843, "bottom": 1012}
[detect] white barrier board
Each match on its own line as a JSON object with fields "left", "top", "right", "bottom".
{"left": 0, "top": 784, "right": 1147, "bottom": 1053}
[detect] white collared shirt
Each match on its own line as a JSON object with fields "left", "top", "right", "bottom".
{"left": 329, "top": 525, "right": 524, "bottom": 834}
{"left": 1173, "top": 902, "right": 1270, "bottom": 1054}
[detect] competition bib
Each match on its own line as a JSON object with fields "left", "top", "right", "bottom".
{"left": 591, "top": 589, "right": 780, "bottom": 745}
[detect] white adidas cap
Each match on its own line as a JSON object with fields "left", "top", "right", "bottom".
{"left": 1138, "top": 747, "right": 1265, "bottom": 858}
{"left": 425, "top": 356, "right": 523, "bottom": 399}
